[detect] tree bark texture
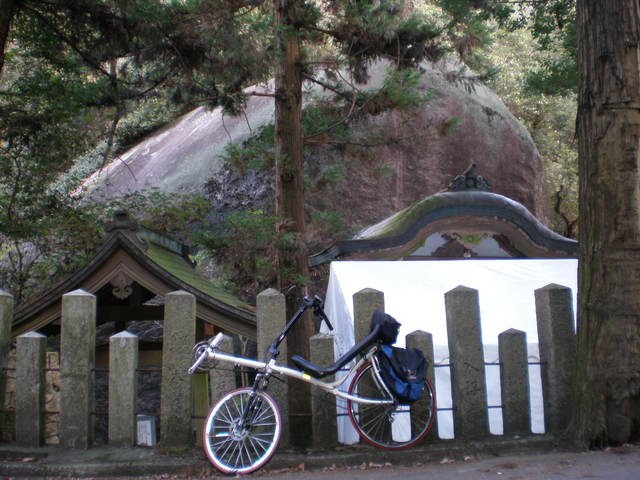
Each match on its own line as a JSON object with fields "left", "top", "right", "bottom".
{"left": 576, "top": 0, "right": 640, "bottom": 445}
{"left": 0, "top": 0, "right": 18, "bottom": 79}
{"left": 273, "top": 0, "right": 312, "bottom": 445}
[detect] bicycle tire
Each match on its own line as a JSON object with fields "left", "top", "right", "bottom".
{"left": 202, "top": 387, "right": 282, "bottom": 474}
{"left": 347, "top": 361, "right": 435, "bottom": 450}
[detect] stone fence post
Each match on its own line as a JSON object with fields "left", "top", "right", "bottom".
{"left": 160, "top": 290, "right": 196, "bottom": 447}
{"left": 407, "top": 330, "right": 437, "bottom": 441}
{"left": 257, "top": 288, "right": 288, "bottom": 446}
{"left": 535, "top": 284, "right": 576, "bottom": 434}
{"left": 499, "top": 328, "right": 530, "bottom": 436}
{"left": 353, "top": 288, "right": 384, "bottom": 342}
{"left": 60, "top": 290, "right": 96, "bottom": 449}
{"left": 0, "top": 290, "right": 13, "bottom": 436}
{"left": 310, "top": 333, "right": 336, "bottom": 449}
{"left": 109, "top": 331, "right": 138, "bottom": 446}
{"left": 445, "top": 285, "right": 489, "bottom": 439}
{"left": 16, "top": 332, "right": 46, "bottom": 447}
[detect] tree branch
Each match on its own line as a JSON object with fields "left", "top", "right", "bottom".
{"left": 21, "top": 4, "right": 115, "bottom": 79}
{"left": 245, "top": 91, "right": 277, "bottom": 98}
{"left": 302, "top": 74, "right": 351, "bottom": 101}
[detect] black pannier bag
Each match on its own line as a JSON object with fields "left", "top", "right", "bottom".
{"left": 377, "top": 345, "right": 427, "bottom": 404}
{"left": 370, "top": 310, "right": 401, "bottom": 345}
{"left": 369, "top": 310, "right": 427, "bottom": 403}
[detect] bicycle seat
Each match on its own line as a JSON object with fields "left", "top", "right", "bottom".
{"left": 290, "top": 324, "right": 382, "bottom": 378}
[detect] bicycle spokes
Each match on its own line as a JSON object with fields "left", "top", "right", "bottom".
{"left": 203, "top": 388, "right": 282, "bottom": 474}
{"left": 347, "top": 362, "right": 435, "bottom": 449}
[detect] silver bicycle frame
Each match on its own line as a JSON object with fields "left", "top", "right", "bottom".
{"left": 189, "top": 333, "right": 395, "bottom": 406}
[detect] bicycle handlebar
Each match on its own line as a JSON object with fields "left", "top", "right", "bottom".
{"left": 305, "top": 295, "right": 333, "bottom": 331}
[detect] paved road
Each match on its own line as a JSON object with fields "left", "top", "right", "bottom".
{"left": 1, "top": 441, "right": 638, "bottom": 479}
{"left": 248, "top": 445, "right": 640, "bottom": 480}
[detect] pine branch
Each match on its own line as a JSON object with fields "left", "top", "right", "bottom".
{"left": 301, "top": 74, "right": 351, "bottom": 101}
{"left": 21, "top": 4, "right": 114, "bottom": 79}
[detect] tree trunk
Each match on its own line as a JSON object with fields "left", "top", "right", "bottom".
{"left": 273, "top": 0, "right": 312, "bottom": 445}
{"left": 0, "top": 0, "right": 18, "bottom": 79}
{"left": 575, "top": 0, "right": 640, "bottom": 446}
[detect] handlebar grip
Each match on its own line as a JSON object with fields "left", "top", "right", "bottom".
{"left": 306, "top": 295, "right": 334, "bottom": 331}
{"left": 209, "top": 332, "right": 225, "bottom": 348}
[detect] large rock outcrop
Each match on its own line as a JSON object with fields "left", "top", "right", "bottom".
{"left": 79, "top": 59, "right": 548, "bottom": 235}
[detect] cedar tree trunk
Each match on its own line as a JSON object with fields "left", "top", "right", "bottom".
{"left": 575, "top": 0, "right": 640, "bottom": 446}
{"left": 273, "top": 0, "right": 312, "bottom": 444}
{"left": 0, "top": 0, "right": 18, "bottom": 79}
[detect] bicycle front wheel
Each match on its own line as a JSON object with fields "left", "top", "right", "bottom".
{"left": 203, "top": 387, "right": 282, "bottom": 474}
{"left": 347, "top": 361, "right": 435, "bottom": 450}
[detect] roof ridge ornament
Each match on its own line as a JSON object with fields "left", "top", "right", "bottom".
{"left": 105, "top": 210, "right": 138, "bottom": 233}
{"left": 104, "top": 210, "right": 149, "bottom": 251}
{"left": 448, "top": 163, "right": 492, "bottom": 191}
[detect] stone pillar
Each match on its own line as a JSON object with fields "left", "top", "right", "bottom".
{"left": 353, "top": 288, "right": 384, "bottom": 342}
{"left": 445, "top": 286, "right": 489, "bottom": 439}
{"left": 160, "top": 291, "right": 196, "bottom": 447}
{"left": 535, "top": 284, "right": 576, "bottom": 434}
{"left": 0, "top": 290, "right": 13, "bottom": 435}
{"left": 109, "top": 331, "right": 138, "bottom": 446}
{"left": 15, "top": 332, "right": 46, "bottom": 446}
{"left": 310, "top": 333, "right": 337, "bottom": 449}
{"left": 60, "top": 289, "right": 96, "bottom": 449}
{"left": 407, "top": 330, "right": 437, "bottom": 440}
{"left": 209, "top": 334, "right": 236, "bottom": 402}
{"left": 498, "top": 328, "right": 530, "bottom": 436}
{"left": 256, "top": 289, "right": 288, "bottom": 446}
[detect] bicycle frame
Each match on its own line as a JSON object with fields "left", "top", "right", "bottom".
{"left": 189, "top": 332, "right": 395, "bottom": 406}
{"left": 191, "top": 298, "right": 437, "bottom": 474}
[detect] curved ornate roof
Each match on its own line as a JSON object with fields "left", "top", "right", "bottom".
{"left": 309, "top": 189, "right": 577, "bottom": 266}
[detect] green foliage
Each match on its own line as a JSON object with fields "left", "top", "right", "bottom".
{"left": 310, "top": 210, "right": 344, "bottom": 235}
{"left": 482, "top": 27, "right": 577, "bottom": 237}
{"left": 332, "top": 3, "right": 444, "bottom": 74}
{"left": 377, "top": 68, "right": 434, "bottom": 110}
{"left": 506, "top": 0, "right": 577, "bottom": 95}
{"left": 197, "top": 210, "right": 281, "bottom": 299}
{"left": 525, "top": 54, "right": 577, "bottom": 96}
{"left": 321, "top": 163, "right": 345, "bottom": 187}
{"left": 116, "top": 98, "right": 180, "bottom": 151}
{"left": 443, "top": 115, "right": 461, "bottom": 136}
{"left": 302, "top": 104, "right": 349, "bottom": 142}
{"left": 428, "top": 0, "right": 502, "bottom": 70}
{"left": 104, "top": 189, "right": 211, "bottom": 236}
{"left": 526, "top": 0, "right": 576, "bottom": 50}
{"left": 1, "top": 30, "right": 102, "bottom": 303}
{"left": 0, "top": 183, "right": 210, "bottom": 302}
{"left": 51, "top": 141, "right": 115, "bottom": 195}
{"left": 222, "top": 124, "right": 275, "bottom": 174}
{"left": 0, "top": 194, "right": 106, "bottom": 303}
{"left": 524, "top": 18, "right": 577, "bottom": 95}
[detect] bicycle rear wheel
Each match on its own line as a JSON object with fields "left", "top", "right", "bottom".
{"left": 347, "top": 361, "right": 435, "bottom": 449}
{"left": 203, "top": 387, "right": 282, "bottom": 474}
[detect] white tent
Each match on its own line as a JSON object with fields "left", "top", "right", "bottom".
{"left": 322, "top": 259, "right": 578, "bottom": 440}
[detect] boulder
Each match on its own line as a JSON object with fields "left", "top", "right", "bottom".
{"left": 79, "top": 59, "right": 547, "bottom": 231}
